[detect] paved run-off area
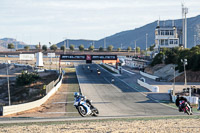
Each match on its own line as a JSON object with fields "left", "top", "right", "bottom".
{"left": 0, "top": 116, "right": 200, "bottom": 132}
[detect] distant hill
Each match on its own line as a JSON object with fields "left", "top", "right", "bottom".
{"left": 57, "top": 15, "right": 200, "bottom": 50}
{"left": 0, "top": 38, "right": 27, "bottom": 50}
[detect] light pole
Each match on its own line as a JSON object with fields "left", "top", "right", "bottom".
{"left": 134, "top": 40, "right": 137, "bottom": 57}
{"left": 171, "top": 65, "right": 176, "bottom": 96}
{"left": 7, "top": 60, "right": 11, "bottom": 106}
{"left": 146, "top": 33, "right": 148, "bottom": 57}
{"left": 104, "top": 38, "right": 106, "bottom": 51}
{"left": 181, "top": 59, "right": 190, "bottom": 96}
{"left": 194, "top": 35, "right": 197, "bottom": 47}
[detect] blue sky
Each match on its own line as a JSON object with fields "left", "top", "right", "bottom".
{"left": 0, "top": 0, "right": 200, "bottom": 46}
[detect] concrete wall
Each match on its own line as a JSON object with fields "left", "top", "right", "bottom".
{"left": 140, "top": 71, "right": 159, "bottom": 80}
{"left": 137, "top": 79, "right": 159, "bottom": 92}
{"left": 2, "top": 71, "right": 64, "bottom": 116}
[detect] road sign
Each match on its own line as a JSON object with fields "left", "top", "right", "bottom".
{"left": 60, "top": 55, "right": 86, "bottom": 60}
{"left": 19, "top": 54, "right": 35, "bottom": 60}
{"left": 91, "top": 55, "right": 117, "bottom": 60}
{"left": 60, "top": 54, "right": 117, "bottom": 61}
{"left": 86, "top": 55, "right": 91, "bottom": 60}
{"left": 47, "top": 53, "right": 55, "bottom": 58}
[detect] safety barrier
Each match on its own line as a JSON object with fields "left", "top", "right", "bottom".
{"left": 171, "top": 94, "right": 199, "bottom": 104}
{"left": 140, "top": 71, "right": 159, "bottom": 80}
{"left": 137, "top": 79, "right": 159, "bottom": 92}
{"left": 2, "top": 71, "right": 64, "bottom": 116}
{"left": 101, "top": 63, "right": 119, "bottom": 74}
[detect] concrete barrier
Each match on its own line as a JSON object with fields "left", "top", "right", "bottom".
{"left": 137, "top": 79, "right": 159, "bottom": 92}
{"left": 2, "top": 71, "right": 64, "bottom": 116}
{"left": 101, "top": 63, "right": 119, "bottom": 74}
{"left": 171, "top": 95, "right": 199, "bottom": 104}
{"left": 140, "top": 71, "right": 159, "bottom": 80}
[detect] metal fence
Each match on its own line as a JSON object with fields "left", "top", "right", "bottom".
{"left": 45, "top": 71, "right": 63, "bottom": 94}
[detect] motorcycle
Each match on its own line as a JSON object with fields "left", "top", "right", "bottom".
{"left": 97, "top": 70, "right": 101, "bottom": 75}
{"left": 179, "top": 100, "right": 193, "bottom": 115}
{"left": 74, "top": 94, "right": 99, "bottom": 117}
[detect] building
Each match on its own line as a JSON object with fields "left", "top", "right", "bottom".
{"left": 154, "top": 21, "right": 182, "bottom": 51}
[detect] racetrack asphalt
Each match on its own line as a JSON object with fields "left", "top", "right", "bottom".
{"left": 75, "top": 63, "right": 182, "bottom": 117}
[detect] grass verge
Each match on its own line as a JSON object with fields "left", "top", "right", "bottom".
{"left": 62, "top": 68, "right": 80, "bottom": 117}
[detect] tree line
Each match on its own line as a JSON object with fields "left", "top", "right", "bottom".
{"left": 7, "top": 43, "right": 145, "bottom": 53}
{"left": 151, "top": 45, "right": 200, "bottom": 72}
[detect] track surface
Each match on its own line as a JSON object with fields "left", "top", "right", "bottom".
{"left": 75, "top": 63, "right": 181, "bottom": 117}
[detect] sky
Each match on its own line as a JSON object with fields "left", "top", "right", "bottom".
{"left": 0, "top": 0, "right": 200, "bottom": 46}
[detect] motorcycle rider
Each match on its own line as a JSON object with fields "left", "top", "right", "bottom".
{"left": 175, "top": 95, "right": 190, "bottom": 112}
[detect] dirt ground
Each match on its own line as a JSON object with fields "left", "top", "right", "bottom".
{"left": 0, "top": 118, "right": 200, "bottom": 133}
{"left": 3, "top": 67, "right": 79, "bottom": 118}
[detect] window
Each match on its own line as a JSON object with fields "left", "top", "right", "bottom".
{"left": 170, "top": 40, "right": 173, "bottom": 44}
{"left": 161, "top": 31, "right": 164, "bottom": 35}
{"left": 170, "top": 30, "right": 174, "bottom": 35}
{"left": 165, "top": 40, "right": 168, "bottom": 45}
{"left": 174, "top": 40, "right": 178, "bottom": 44}
{"left": 166, "top": 31, "right": 169, "bottom": 35}
{"left": 161, "top": 40, "right": 165, "bottom": 45}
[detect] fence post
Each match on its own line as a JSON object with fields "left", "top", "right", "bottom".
{"left": 0, "top": 105, "right": 3, "bottom": 116}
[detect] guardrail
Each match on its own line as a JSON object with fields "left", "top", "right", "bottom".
{"left": 140, "top": 71, "right": 159, "bottom": 80}
{"left": 137, "top": 79, "right": 159, "bottom": 92}
{"left": 2, "top": 70, "right": 64, "bottom": 116}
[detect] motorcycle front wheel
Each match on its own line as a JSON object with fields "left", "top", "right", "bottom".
{"left": 91, "top": 107, "right": 99, "bottom": 117}
{"left": 77, "top": 105, "right": 87, "bottom": 117}
{"left": 185, "top": 105, "right": 192, "bottom": 115}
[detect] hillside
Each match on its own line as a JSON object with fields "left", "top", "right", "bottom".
{"left": 57, "top": 15, "right": 200, "bottom": 50}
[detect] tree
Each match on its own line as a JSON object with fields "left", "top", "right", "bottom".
{"left": 164, "top": 48, "right": 179, "bottom": 64}
{"left": 69, "top": 44, "right": 75, "bottom": 51}
{"left": 8, "top": 43, "right": 15, "bottom": 49}
{"left": 88, "top": 45, "right": 94, "bottom": 51}
{"left": 42, "top": 45, "right": 47, "bottom": 51}
{"left": 107, "top": 45, "right": 113, "bottom": 52}
{"left": 24, "top": 46, "right": 30, "bottom": 51}
{"left": 117, "top": 48, "right": 121, "bottom": 52}
{"left": 60, "top": 45, "right": 66, "bottom": 53}
{"left": 136, "top": 47, "right": 140, "bottom": 53}
{"left": 140, "top": 50, "right": 145, "bottom": 55}
{"left": 151, "top": 52, "right": 164, "bottom": 66}
{"left": 99, "top": 47, "right": 104, "bottom": 52}
{"left": 127, "top": 46, "right": 132, "bottom": 52}
{"left": 50, "top": 44, "right": 57, "bottom": 51}
{"left": 150, "top": 44, "right": 155, "bottom": 51}
{"left": 79, "top": 44, "right": 84, "bottom": 52}
{"left": 35, "top": 44, "right": 39, "bottom": 50}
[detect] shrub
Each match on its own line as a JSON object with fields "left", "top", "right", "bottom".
{"left": 16, "top": 71, "right": 40, "bottom": 86}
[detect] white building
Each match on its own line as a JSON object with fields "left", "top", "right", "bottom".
{"left": 155, "top": 21, "right": 182, "bottom": 50}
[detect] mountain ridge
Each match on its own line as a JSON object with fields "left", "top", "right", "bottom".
{"left": 58, "top": 15, "right": 200, "bottom": 50}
